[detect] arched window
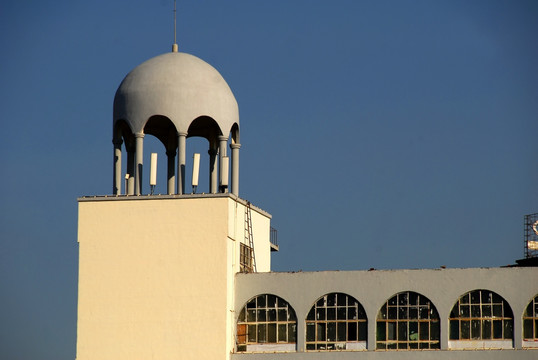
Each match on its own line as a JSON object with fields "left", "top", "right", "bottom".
{"left": 305, "top": 293, "right": 367, "bottom": 351}
{"left": 236, "top": 294, "right": 297, "bottom": 352}
{"left": 523, "top": 294, "right": 538, "bottom": 348}
{"left": 449, "top": 289, "right": 513, "bottom": 349}
{"left": 376, "top": 291, "right": 440, "bottom": 350}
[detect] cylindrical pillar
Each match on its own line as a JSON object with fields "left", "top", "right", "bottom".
{"left": 166, "top": 149, "right": 176, "bottom": 195}
{"left": 218, "top": 136, "right": 228, "bottom": 193}
{"left": 208, "top": 145, "right": 218, "bottom": 194}
{"left": 177, "top": 132, "right": 187, "bottom": 194}
{"left": 134, "top": 132, "right": 144, "bottom": 195}
{"left": 113, "top": 139, "right": 123, "bottom": 195}
{"left": 230, "top": 143, "right": 240, "bottom": 196}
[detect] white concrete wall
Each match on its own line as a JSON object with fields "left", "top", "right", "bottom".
{"left": 233, "top": 267, "right": 538, "bottom": 359}
{"left": 77, "top": 194, "right": 271, "bottom": 360}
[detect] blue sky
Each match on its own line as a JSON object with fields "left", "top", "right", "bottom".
{"left": 0, "top": 1, "right": 537, "bottom": 359}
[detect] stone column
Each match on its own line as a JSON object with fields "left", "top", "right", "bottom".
{"left": 113, "top": 139, "right": 123, "bottom": 195}
{"left": 230, "top": 143, "right": 240, "bottom": 196}
{"left": 176, "top": 132, "right": 187, "bottom": 194}
{"left": 134, "top": 132, "right": 144, "bottom": 195}
{"left": 218, "top": 136, "right": 228, "bottom": 193}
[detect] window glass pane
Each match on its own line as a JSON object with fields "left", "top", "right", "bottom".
{"left": 257, "top": 309, "right": 266, "bottom": 322}
{"left": 398, "top": 322, "right": 407, "bottom": 341}
{"left": 503, "top": 320, "right": 513, "bottom": 339}
{"left": 420, "top": 306, "right": 430, "bottom": 319}
{"left": 399, "top": 293, "right": 408, "bottom": 305}
{"left": 358, "top": 321, "right": 367, "bottom": 341}
{"left": 267, "top": 323, "right": 276, "bottom": 343}
{"left": 288, "top": 323, "right": 297, "bottom": 342}
{"left": 288, "top": 309, "right": 297, "bottom": 321}
{"left": 258, "top": 324, "right": 266, "bottom": 342}
{"left": 376, "top": 342, "right": 386, "bottom": 350}
{"left": 460, "top": 305, "right": 470, "bottom": 317}
{"left": 482, "top": 304, "right": 491, "bottom": 317}
{"left": 503, "top": 304, "right": 513, "bottom": 318}
{"left": 337, "top": 322, "right": 346, "bottom": 342}
{"left": 306, "top": 323, "right": 315, "bottom": 342}
{"left": 248, "top": 324, "right": 256, "bottom": 342}
{"left": 535, "top": 319, "right": 538, "bottom": 338}
{"left": 387, "top": 342, "right": 397, "bottom": 349}
{"left": 326, "top": 307, "right": 336, "bottom": 320}
{"left": 409, "top": 321, "right": 418, "bottom": 341}
{"left": 471, "top": 319, "right": 481, "bottom": 339}
{"left": 327, "top": 322, "right": 336, "bottom": 342}
{"left": 431, "top": 320, "right": 440, "bottom": 340}
{"left": 316, "top": 323, "right": 326, "bottom": 341}
{"left": 450, "top": 320, "right": 459, "bottom": 340}
{"left": 278, "top": 324, "right": 287, "bottom": 342}
{"left": 471, "top": 305, "right": 480, "bottom": 318}
{"left": 399, "top": 306, "right": 408, "bottom": 320}
{"left": 493, "top": 320, "right": 502, "bottom": 339}
{"left": 257, "top": 295, "right": 266, "bottom": 307}
{"left": 419, "top": 322, "right": 429, "bottom": 340}
{"left": 493, "top": 305, "right": 502, "bottom": 317}
{"left": 247, "top": 309, "right": 256, "bottom": 322}
{"left": 389, "top": 296, "right": 397, "bottom": 306}
{"left": 316, "top": 307, "right": 325, "bottom": 321}
{"left": 247, "top": 299, "right": 256, "bottom": 308}
{"left": 398, "top": 342, "right": 407, "bottom": 349}
{"left": 337, "top": 307, "right": 347, "bottom": 320}
{"left": 409, "top": 307, "right": 418, "bottom": 319}
{"left": 278, "top": 309, "right": 287, "bottom": 321}
{"left": 387, "top": 322, "right": 396, "bottom": 340}
{"left": 461, "top": 293, "right": 469, "bottom": 304}
{"left": 327, "top": 293, "right": 336, "bottom": 306}
{"left": 348, "top": 306, "right": 357, "bottom": 320}
{"left": 461, "top": 320, "right": 470, "bottom": 339}
{"left": 348, "top": 321, "right": 358, "bottom": 341}
{"left": 377, "top": 322, "right": 386, "bottom": 341}
{"left": 388, "top": 306, "right": 397, "bottom": 319}
{"left": 267, "top": 309, "right": 276, "bottom": 321}
{"left": 277, "top": 297, "right": 286, "bottom": 307}
{"left": 482, "top": 319, "right": 491, "bottom": 339}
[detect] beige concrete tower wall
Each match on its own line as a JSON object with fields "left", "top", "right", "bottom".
{"left": 77, "top": 196, "right": 232, "bottom": 360}
{"left": 227, "top": 199, "right": 272, "bottom": 273}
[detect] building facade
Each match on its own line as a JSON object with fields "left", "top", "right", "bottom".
{"left": 76, "top": 47, "right": 538, "bottom": 359}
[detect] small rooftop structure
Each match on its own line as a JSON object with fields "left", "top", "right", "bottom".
{"left": 112, "top": 51, "right": 240, "bottom": 196}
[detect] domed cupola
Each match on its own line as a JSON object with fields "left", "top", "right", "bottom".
{"left": 111, "top": 50, "right": 241, "bottom": 196}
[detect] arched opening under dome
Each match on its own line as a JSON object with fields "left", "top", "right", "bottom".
{"left": 111, "top": 115, "right": 240, "bottom": 196}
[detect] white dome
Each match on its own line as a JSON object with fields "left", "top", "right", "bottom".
{"left": 113, "top": 52, "right": 239, "bottom": 136}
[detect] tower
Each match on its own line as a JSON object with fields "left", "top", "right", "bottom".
{"left": 76, "top": 49, "right": 274, "bottom": 360}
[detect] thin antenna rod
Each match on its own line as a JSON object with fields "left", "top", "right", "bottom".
{"left": 172, "top": 0, "right": 178, "bottom": 52}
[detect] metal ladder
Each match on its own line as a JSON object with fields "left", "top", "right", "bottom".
{"left": 245, "top": 201, "right": 257, "bottom": 272}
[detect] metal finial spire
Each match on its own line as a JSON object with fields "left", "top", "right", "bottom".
{"left": 172, "top": 0, "right": 178, "bottom": 52}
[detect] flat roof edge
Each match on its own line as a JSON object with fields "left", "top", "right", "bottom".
{"left": 77, "top": 193, "right": 272, "bottom": 218}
